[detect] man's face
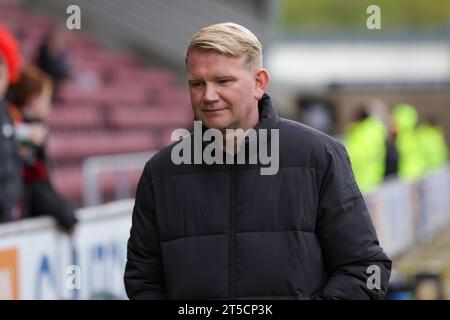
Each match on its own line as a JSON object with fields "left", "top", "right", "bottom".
{"left": 0, "top": 62, "right": 8, "bottom": 98}
{"left": 187, "top": 49, "right": 261, "bottom": 131}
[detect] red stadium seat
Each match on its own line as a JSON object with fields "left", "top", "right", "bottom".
{"left": 47, "top": 131, "right": 159, "bottom": 160}
{"left": 47, "top": 106, "right": 104, "bottom": 129}
{"left": 108, "top": 107, "right": 193, "bottom": 129}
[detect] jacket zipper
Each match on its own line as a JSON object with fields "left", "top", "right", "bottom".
{"left": 229, "top": 165, "right": 236, "bottom": 299}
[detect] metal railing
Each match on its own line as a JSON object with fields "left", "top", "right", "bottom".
{"left": 82, "top": 151, "right": 156, "bottom": 207}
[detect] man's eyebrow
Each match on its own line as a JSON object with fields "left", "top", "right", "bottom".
{"left": 187, "top": 78, "right": 202, "bottom": 82}
{"left": 214, "top": 75, "right": 236, "bottom": 79}
{"left": 187, "top": 75, "right": 236, "bottom": 82}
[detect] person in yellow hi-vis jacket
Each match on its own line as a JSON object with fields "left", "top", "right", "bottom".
{"left": 392, "top": 103, "right": 426, "bottom": 181}
{"left": 344, "top": 108, "right": 386, "bottom": 193}
{"left": 417, "top": 117, "right": 448, "bottom": 172}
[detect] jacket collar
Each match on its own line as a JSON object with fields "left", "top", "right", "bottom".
{"left": 254, "top": 93, "right": 279, "bottom": 131}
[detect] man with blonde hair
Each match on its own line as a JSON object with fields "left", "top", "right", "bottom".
{"left": 125, "top": 22, "right": 391, "bottom": 300}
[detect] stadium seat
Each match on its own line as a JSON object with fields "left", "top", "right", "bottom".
{"left": 47, "top": 106, "right": 104, "bottom": 129}
{"left": 46, "top": 131, "right": 159, "bottom": 160}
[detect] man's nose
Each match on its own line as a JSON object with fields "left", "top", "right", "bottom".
{"left": 203, "top": 83, "right": 220, "bottom": 103}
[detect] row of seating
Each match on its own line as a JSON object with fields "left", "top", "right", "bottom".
{"left": 46, "top": 131, "right": 159, "bottom": 160}
{"left": 2, "top": 1, "right": 193, "bottom": 207}
{"left": 48, "top": 104, "right": 192, "bottom": 130}
{"left": 0, "top": 1, "right": 52, "bottom": 65}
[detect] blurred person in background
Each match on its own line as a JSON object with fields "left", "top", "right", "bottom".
{"left": 125, "top": 22, "right": 391, "bottom": 300}
{"left": 385, "top": 269, "right": 414, "bottom": 300}
{"left": 392, "top": 104, "right": 426, "bottom": 181}
{"left": 36, "top": 29, "right": 70, "bottom": 102}
{"left": 7, "top": 66, "right": 77, "bottom": 234}
{"left": 344, "top": 105, "right": 387, "bottom": 193}
{"left": 384, "top": 115, "right": 399, "bottom": 179}
{"left": 413, "top": 272, "right": 445, "bottom": 300}
{"left": 0, "top": 24, "right": 23, "bottom": 223}
{"left": 417, "top": 116, "right": 448, "bottom": 173}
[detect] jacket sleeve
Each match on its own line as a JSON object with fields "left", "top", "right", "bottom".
{"left": 314, "top": 140, "right": 392, "bottom": 300}
{"left": 124, "top": 162, "right": 167, "bottom": 299}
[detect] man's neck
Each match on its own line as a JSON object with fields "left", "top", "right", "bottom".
{"left": 221, "top": 128, "right": 254, "bottom": 155}
{"left": 220, "top": 102, "right": 261, "bottom": 155}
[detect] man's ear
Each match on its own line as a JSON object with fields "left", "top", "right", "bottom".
{"left": 254, "top": 68, "right": 270, "bottom": 100}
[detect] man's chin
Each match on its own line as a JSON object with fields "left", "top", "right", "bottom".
{"left": 201, "top": 118, "right": 230, "bottom": 131}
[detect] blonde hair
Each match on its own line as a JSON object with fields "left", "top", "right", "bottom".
{"left": 186, "top": 22, "right": 262, "bottom": 69}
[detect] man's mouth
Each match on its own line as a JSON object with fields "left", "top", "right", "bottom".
{"left": 202, "top": 107, "right": 228, "bottom": 112}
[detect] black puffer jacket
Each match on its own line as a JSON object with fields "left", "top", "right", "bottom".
{"left": 124, "top": 94, "right": 391, "bottom": 300}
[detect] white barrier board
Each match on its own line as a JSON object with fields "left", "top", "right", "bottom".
{"left": 0, "top": 199, "right": 133, "bottom": 300}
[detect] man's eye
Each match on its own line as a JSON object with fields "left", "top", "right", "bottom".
{"left": 190, "top": 82, "right": 204, "bottom": 88}
{"left": 218, "top": 79, "right": 230, "bottom": 84}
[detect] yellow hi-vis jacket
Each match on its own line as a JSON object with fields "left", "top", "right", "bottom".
{"left": 417, "top": 123, "right": 448, "bottom": 172}
{"left": 345, "top": 116, "right": 386, "bottom": 193}
{"left": 393, "top": 104, "right": 426, "bottom": 181}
